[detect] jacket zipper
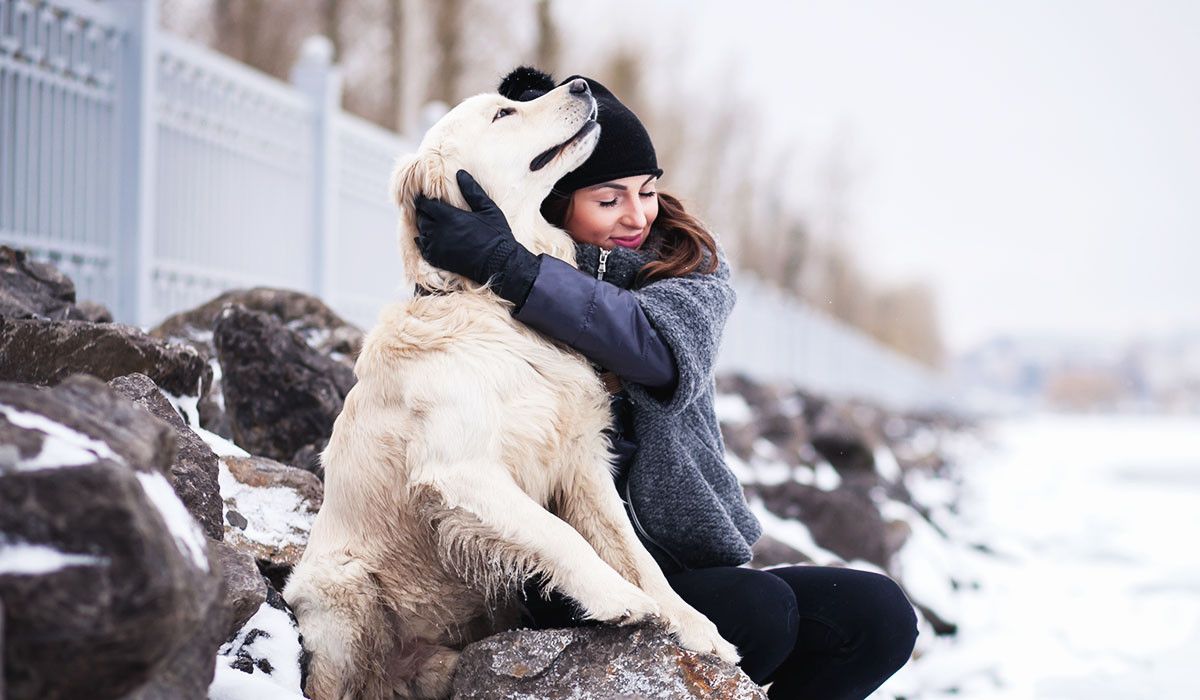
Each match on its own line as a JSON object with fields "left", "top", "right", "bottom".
{"left": 623, "top": 477, "right": 686, "bottom": 571}
{"left": 596, "top": 248, "right": 611, "bottom": 281}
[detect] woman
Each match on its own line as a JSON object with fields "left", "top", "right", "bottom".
{"left": 414, "top": 67, "right": 918, "bottom": 699}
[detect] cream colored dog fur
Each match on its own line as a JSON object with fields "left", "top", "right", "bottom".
{"left": 282, "top": 80, "right": 739, "bottom": 700}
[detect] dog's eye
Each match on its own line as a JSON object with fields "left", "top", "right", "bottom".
{"left": 492, "top": 107, "right": 516, "bottom": 122}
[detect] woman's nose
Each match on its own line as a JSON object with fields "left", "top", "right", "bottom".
{"left": 623, "top": 200, "right": 647, "bottom": 229}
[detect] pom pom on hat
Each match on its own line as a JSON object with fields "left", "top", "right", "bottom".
{"left": 499, "top": 66, "right": 556, "bottom": 102}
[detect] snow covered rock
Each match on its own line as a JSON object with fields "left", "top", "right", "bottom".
{"left": 0, "top": 244, "right": 110, "bottom": 322}
{"left": 0, "top": 376, "right": 225, "bottom": 699}
{"left": 451, "top": 622, "right": 765, "bottom": 699}
{"left": 0, "top": 317, "right": 212, "bottom": 397}
{"left": 211, "top": 583, "right": 308, "bottom": 699}
{"left": 108, "top": 372, "right": 224, "bottom": 540}
{"left": 150, "top": 286, "right": 363, "bottom": 444}
{"left": 745, "top": 481, "right": 896, "bottom": 568}
{"left": 219, "top": 455, "right": 322, "bottom": 569}
{"left": 213, "top": 304, "right": 354, "bottom": 472}
{"left": 151, "top": 286, "right": 363, "bottom": 370}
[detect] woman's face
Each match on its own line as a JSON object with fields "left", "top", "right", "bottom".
{"left": 562, "top": 175, "right": 659, "bottom": 250}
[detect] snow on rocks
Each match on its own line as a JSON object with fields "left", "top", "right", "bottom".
{"left": 219, "top": 456, "right": 322, "bottom": 568}
{"left": 453, "top": 622, "right": 766, "bottom": 699}
{"left": 212, "top": 585, "right": 307, "bottom": 699}
{"left": 0, "top": 376, "right": 225, "bottom": 699}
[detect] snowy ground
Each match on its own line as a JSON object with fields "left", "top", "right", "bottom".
{"left": 878, "top": 413, "right": 1200, "bottom": 699}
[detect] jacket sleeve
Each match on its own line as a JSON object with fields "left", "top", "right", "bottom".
{"left": 512, "top": 255, "right": 678, "bottom": 390}
{"left": 621, "top": 244, "right": 736, "bottom": 416}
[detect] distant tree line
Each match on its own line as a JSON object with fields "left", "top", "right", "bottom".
{"left": 160, "top": 0, "right": 944, "bottom": 368}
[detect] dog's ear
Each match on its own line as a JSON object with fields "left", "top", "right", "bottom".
{"left": 389, "top": 149, "right": 452, "bottom": 215}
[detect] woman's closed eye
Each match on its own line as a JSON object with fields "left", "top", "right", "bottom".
{"left": 599, "top": 192, "right": 656, "bottom": 208}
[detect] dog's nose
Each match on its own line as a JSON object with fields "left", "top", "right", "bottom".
{"left": 568, "top": 78, "right": 590, "bottom": 95}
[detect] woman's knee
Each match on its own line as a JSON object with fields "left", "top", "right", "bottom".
{"left": 769, "top": 566, "right": 918, "bottom": 671}
{"left": 668, "top": 567, "right": 799, "bottom": 683}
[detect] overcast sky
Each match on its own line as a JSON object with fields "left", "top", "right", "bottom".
{"left": 568, "top": 1, "right": 1200, "bottom": 353}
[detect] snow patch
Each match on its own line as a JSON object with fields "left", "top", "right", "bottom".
{"left": 0, "top": 540, "right": 106, "bottom": 575}
{"left": 136, "top": 471, "right": 210, "bottom": 572}
{"left": 874, "top": 444, "right": 902, "bottom": 482}
{"left": 813, "top": 460, "right": 842, "bottom": 491}
{"left": 0, "top": 403, "right": 123, "bottom": 470}
{"left": 714, "top": 392, "right": 753, "bottom": 424}
{"left": 219, "top": 461, "right": 314, "bottom": 551}
{"left": 214, "top": 599, "right": 305, "bottom": 696}
{"left": 750, "top": 498, "right": 843, "bottom": 565}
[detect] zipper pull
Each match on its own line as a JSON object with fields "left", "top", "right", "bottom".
{"left": 596, "top": 248, "right": 611, "bottom": 280}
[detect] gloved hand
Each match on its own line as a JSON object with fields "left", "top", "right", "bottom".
{"left": 415, "top": 170, "right": 541, "bottom": 308}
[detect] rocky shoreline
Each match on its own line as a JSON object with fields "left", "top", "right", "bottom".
{"left": 0, "top": 244, "right": 973, "bottom": 699}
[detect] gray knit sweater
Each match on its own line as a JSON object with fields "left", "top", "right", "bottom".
{"left": 577, "top": 236, "right": 763, "bottom": 572}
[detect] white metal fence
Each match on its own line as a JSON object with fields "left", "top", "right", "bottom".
{"left": 0, "top": 0, "right": 408, "bottom": 330}
{"left": 1, "top": 0, "right": 954, "bottom": 410}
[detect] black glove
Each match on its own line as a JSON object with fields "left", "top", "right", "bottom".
{"left": 415, "top": 170, "right": 541, "bottom": 308}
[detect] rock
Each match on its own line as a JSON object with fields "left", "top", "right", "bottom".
{"left": 747, "top": 481, "right": 893, "bottom": 568}
{"left": 75, "top": 299, "right": 114, "bottom": 323}
{"left": 0, "top": 317, "right": 212, "bottom": 397}
{"left": 219, "top": 456, "right": 322, "bottom": 567}
{"left": 108, "top": 373, "right": 223, "bottom": 540}
{"left": 805, "top": 399, "right": 877, "bottom": 475}
{"left": 150, "top": 288, "right": 362, "bottom": 445}
{"left": 213, "top": 541, "right": 268, "bottom": 638}
{"left": 0, "top": 245, "right": 87, "bottom": 321}
{"left": 213, "top": 305, "right": 353, "bottom": 465}
{"left": 150, "top": 286, "right": 363, "bottom": 370}
{"left": 749, "top": 534, "right": 813, "bottom": 569}
{"left": 452, "top": 623, "right": 765, "bottom": 699}
{"left": 213, "top": 583, "right": 308, "bottom": 697}
{"left": 0, "top": 376, "right": 223, "bottom": 700}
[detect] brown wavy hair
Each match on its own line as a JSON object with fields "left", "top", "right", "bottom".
{"left": 541, "top": 190, "right": 720, "bottom": 285}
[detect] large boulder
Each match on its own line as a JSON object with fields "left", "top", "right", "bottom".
{"left": 452, "top": 623, "right": 765, "bottom": 699}
{"left": 219, "top": 455, "right": 322, "bottom": 571}
{"left": 212, "top": 541, "right": 268, "bottom": 638}
{"left": 150, "top": 288, "right": 363, "bottom": 444}
{"left": 745, "top": 481, "right": 893, "bottom": 568}
{"left": 0, "top": 245, "right": 110, "bottom": 321}
{"left": 213, "top": 305, "right": 354, "bottom": 469}
{"left": 151, "top": 287, "right": 363, "bottom": 369}
{"left": 108, "top": 373, "right": 223, "bottom": 540}
{"left": 0, "top": 317, "right": 211, "bottom": 397}
{"left": 0, "top": 376, "right": 224, "bottom": 700}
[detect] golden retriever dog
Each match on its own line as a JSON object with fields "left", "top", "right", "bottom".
{"left": 282, "top": 79, "right": 739, "bottom": 700}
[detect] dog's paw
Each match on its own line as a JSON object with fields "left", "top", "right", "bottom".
{"left": 668, "top": 607, "right": 742, "bottom": 666}
{"left": 579, "top": 580, "right": 661, "bottom": 625}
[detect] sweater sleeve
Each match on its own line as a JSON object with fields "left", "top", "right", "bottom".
{"left": 513, "top": 255, "right": 678, "bottom": 389}
{"left": 622, "top": 245, "right": 736, "bottom": 416}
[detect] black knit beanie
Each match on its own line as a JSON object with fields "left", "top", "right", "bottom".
{"left": 498, "top": 66, "right": 663, "bottom": 195}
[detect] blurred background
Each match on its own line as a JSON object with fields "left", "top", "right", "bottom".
{"left": 156, "top": 0, "right": 1200, "bottom": 413}
{"left": 2, "top": 1, "right": 1199, "bottom": 698}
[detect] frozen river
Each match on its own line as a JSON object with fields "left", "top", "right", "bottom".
{"left": 882, "top": 414, "right": 1200, "bottom": 699}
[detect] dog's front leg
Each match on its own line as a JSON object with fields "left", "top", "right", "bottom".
{"left": 556, "top": 462, "right": 742, "bottom": 665}
{"left": 411, "top": 463, "right": 661, "bottom": 625}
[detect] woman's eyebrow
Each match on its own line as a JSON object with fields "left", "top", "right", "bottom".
{"left": 590, "top": 183, "right": 628, "bottom": 192}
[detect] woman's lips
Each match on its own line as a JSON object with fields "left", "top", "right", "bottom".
{"left": 611, "top": 232, "right": 645, "bottom": 249}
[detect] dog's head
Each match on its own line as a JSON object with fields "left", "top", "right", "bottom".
{"left": 390, "top": 79, "right": 600, "bottom": 292}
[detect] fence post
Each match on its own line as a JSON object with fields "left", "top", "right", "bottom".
{"left": 111, "top": 0, "right": 158, "bottom": 327}
{"left": 291, "top": 35, "right": 342, "bottom": 300}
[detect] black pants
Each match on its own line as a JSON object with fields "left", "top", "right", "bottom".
{"left": 521, "top": 565, "right": 918, "bottom": 699}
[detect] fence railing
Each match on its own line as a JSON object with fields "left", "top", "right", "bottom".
{"left": 1, "top": 0, "right": 954, "bottom": 411}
